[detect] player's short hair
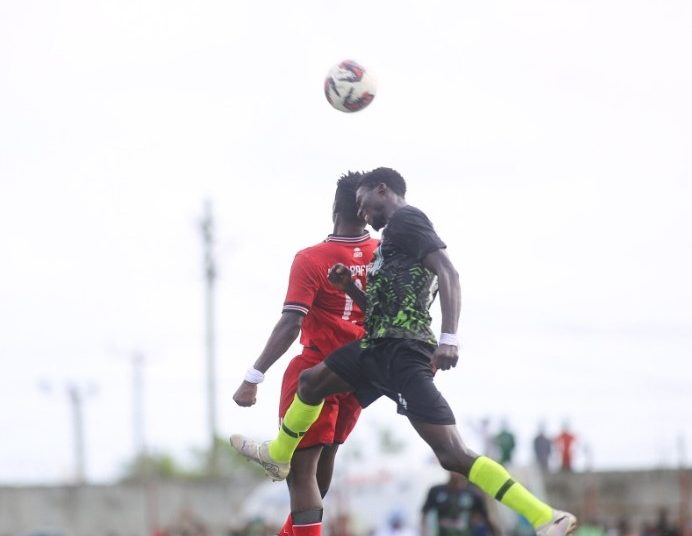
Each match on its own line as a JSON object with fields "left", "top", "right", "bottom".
{"left": 334, "top": 171, "right": 363, "bottom": 222}
{"left": 359, "top": 167, "right": 407, "bottom": 197}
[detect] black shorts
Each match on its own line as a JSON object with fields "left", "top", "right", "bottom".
{"left": 324, "top": 338, "right": 456, "bottom": 425}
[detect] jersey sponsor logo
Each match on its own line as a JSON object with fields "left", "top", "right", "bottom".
{"left": 346, "top": 263, "right": 374, "bottom": 277}
{"left": 353, "top": 247, "right": 363, "bottom": 258}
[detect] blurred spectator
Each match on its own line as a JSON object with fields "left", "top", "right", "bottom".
{"left": 655, "top": 508, "right": 680, "bottom": 536}
{"left": 640, "top": 522, "right": 656, "bottom": 536}
{"left": 533, "top": 423, "right": 552, "bottom": 473}
{"left": 468, "top": 417, "right": 497, "bottom": 459}
{"left": 164, "top": 510, "right": 209, "bottom": 536}
{"left": 375, "top": 511, "right": 417, "bottom": 536}
{"left": 421, "top": 472, "right": 499, "bottom": 536}
{"left": 612, "top": 518, "right": 637, "bottom": 536}
{"left": 554, "top": 422, "right": 577, "bottom": 472}
{"left": 494, "top": 420, "right": 516, "bottom": 465}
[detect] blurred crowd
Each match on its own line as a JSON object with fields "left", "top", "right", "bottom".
{"left": 469, "top": 417, "right": 579, "bottom": 473}
{"left": 207, "top": 507, "right": 689, "bottom": 536}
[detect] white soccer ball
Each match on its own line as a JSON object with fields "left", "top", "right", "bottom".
{"left": 324, "top": 60, "right": 376, "bottom": 113}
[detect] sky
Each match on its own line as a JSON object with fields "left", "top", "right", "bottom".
{"left": 1, "top": 0, "right": 691, "bottom": 484}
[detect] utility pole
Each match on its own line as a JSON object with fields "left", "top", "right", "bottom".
{"left": 39, "top": 381, "right": 96, "bottom": 484}
{"left": 200, "top": 199, "right": 218, "bottom": 473}
{"left": 63, "top": 383, "right": 96, "bottom": 485}
{"left": 132, "top": 352, "right": 145, "bottom": 460}
{"left": 67, "top": 384, "right": 86, "bottom": 484}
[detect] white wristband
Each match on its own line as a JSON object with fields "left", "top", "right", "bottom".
{"left": 244, "top": 368, "right": 265, "bottom": 384}
{"left": 439, "top": 332, "right": 459, "bottom": 347}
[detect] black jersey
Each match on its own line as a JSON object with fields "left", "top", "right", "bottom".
{"left": 363, "top": 205, "right": 446, "bottom": 346}
{"left": 422, "top": 484, "right": 491, "bottom": 536}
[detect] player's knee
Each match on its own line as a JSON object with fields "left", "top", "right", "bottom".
{"left": 436, "top": 449, "right": 473, "bottom": 476}
{"left": 297, "top": 367, "right": 322, "bottom": 403}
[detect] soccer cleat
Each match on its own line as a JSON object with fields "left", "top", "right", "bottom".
{"left": 536, "top": 510, "right": 578, "bottom": 536}
{"left": 229, "top": 434, "right": 290, "bottom": 481}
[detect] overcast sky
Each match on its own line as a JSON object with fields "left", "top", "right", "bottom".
{"left": 1, "top": 0, "right": 691, "bottom": 483}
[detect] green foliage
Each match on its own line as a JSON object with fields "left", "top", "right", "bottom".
{"left": 377, "top": 426, "right": 406, "bottom": 455}
{"left": 119, "top": 436, "right": 265, "bottom": 482}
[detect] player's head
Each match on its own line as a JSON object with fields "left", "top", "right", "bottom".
{"left": 333, "top": 171, "right": 365, "bottom": 226}
{"left": 356, "top": 167, "right": 407, "bottom": 231}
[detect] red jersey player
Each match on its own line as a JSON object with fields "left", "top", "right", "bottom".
{"left": 232, "top": 172, "right": 377, "bottom": 536}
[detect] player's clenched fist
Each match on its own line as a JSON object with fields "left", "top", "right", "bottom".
{"left": 328, "top": 263, "right": 353, "bottom": 290}
{"left": 233, "top": 381, "right": 258, "bottom": 407}
{"left": 431, "top": 343, "right": 459, "bottom": 371}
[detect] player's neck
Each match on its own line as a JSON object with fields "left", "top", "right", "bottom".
{"left": 385, "top": 197, "right": 408, "bottom": 219}
{"left": 332, "top": 222, "right": 367, "bottom": 237}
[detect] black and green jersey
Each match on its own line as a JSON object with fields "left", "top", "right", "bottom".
{"left": 422, "top": 484, "right": 492, "bottom": 536}
{"left": 363, "top": 205, "right": 446, "bottom": 346}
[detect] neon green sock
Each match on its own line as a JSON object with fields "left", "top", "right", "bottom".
{"left": 468, "top": 456, "right": 553, "bottom": 527}
{"left": 267, "top": 394, "right": 324, "bottom": 463}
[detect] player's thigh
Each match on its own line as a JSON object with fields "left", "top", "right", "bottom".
{"left": 388, "top": 341, "right": 456, "bottom": 425}
{"left": 300, "top": 341, "right": 364, "bottom": 401}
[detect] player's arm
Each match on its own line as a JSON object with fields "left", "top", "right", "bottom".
{"left": 328, "top": 263, "right": 367, "bottom": 311}
{"left": 422, "top": 248, "right": 461, "bottom": 371}
{"left": 232, "top": 311, "right": 303, "bottom": 407}
{"left": 234, "top": 251, "right": 318, "bottom": 407}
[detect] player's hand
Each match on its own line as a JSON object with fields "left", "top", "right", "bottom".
{"left": 233, "top": 381, "right": 258, "bottom": 407}
{"left": 431, "top": 344, "right": 459, "bottom": 371}
{"left": 328, "top": 263, "right": 353, "bottom": 291}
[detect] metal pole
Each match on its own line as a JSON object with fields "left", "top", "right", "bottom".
{"left": 133, "top": 352, "right": 145, "bottom": 460}
{"left": 200, "top": 199, "right": 218, "bottom": 472}
{"left": 67, "top": 384, "right": 86, "bottom": 484}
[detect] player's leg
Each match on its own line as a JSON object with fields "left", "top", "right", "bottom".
{"left": 266, "top": 340, "right": 366, "bottom": 465}
{"left": 231, "top": 341, "right": 372, "bottom": 479}
{"left": 410, "top": 421, "right": 575, "bottom": 536}
{"left": 230, "top": 351, "right": 342, "bottom": 483}
{"left": 315, "top": 392, "right": 361, "bottom": 497}
{"left": 266, "top": 359, "right": 354, "bottom": 464}
{"left": 285, "top": 445, "right": 326, "bottom": 536}
{"left": 315, "top": 444, "right": 338, "bottom": 498}
{"left": 377, "top": 340, "right": 577, "bottom": 536}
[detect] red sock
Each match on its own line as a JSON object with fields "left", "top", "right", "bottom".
{"left": 278, "top": 513, "right": 293, "bottom": 536}
{"left": 292, "top": 522, "right": 321, "bottom": 536}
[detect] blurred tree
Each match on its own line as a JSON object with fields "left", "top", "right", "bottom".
{"left": 119, "top": 436, "right": 265, "bottom": 482}
{"left": 378, "top": 426, "right": 406, "bottom": 455}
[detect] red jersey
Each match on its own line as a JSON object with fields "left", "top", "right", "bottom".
{"left": 283, "top": 233, "right": 378, "bottom": 364}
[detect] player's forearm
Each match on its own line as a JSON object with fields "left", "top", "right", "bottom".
{"left": 423, "top": 250, "right": 461, "bottom": 335}
{"left": 437, "top": 265, "right": 461, "bottom": 335}
{"left": 252, "top": 313, "right": 302, "bottom": 373}
{"left": 344, "top": 281, "right": 367, "bottom": 311}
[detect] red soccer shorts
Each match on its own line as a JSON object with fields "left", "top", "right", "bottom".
{"left": 279, "top": 349, "right": 362, "bottom": 449}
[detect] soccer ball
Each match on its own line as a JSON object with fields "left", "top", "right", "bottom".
{"left": 324, "top": 60, "right": 376, "bottom": 113}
